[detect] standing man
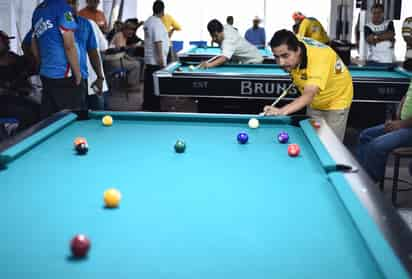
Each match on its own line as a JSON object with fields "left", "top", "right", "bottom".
{"left": 364, "top": 4, "right": 395, "bottom": 65}
{"left": 245, "top": 16, "right": 266, "bottom": 48}
{"left": 67, "top": 0, "right": 106, "bottom": 110}
{"left": 292, "top": 12, "right": 330, "bottom": 44}
{"left": 200, "top": 19, "right": 263, "bottom": 69}
{"left": 263, "top": 30, "right": 353, "bottom": 141}
{"left": 31, "top": 0, "right": 84, "bottom": 118}
{"left": 160, "top": 2, "right": 182, "bottom": 63}
{"left": 79, "top": 0, "right": 108, "bottom": 33}
{"left": 402, "top": 15, "right": 412, "bottom": 71}
{"left": 142, "top": 0, "right": 169, "bottom": 111}
{"left": 226, "top": 16, "right": 237, "bottom": 31}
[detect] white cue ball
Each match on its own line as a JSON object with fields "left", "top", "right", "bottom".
{"left": 188, "top": 65, "right": 195, "bottom": 71}
{"left": 248, "top": 118, "right": 259, "bottom": 129}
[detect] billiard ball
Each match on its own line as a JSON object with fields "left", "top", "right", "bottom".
{"left": 70, "top": 234, "right": 90, "bottom": 258}
{"left": 237, "top": 132, "right": 249, "bottom": 144}
{"left": 174, "top": 140, "right": 186, "bottom": 153}
{"left": 248, "top": 118, "right": 259, "bottom": 129}
{"left": 102, "top": 115, "right": 113, "bottom": 126}
{"left": 288, "top": 144, "right": 300, "bottom": 157}
{"left": 277, "top": 132, "right": 289, "bottom": 144}
{"left": 175, "top": 67, "right": 183, "bottom": 72}
{"left": 75, "top": 142, "right": 88, "bottom": 155}
{"left": 311, "top": 120, "right": 321, "bottom": 129}
{"left": 188, "top": 65, "right": 195, "bottom": 71}
{"left": 104, "top": 188, "right": 121, "bottom": 208}
{"left": 73, "top": 137, "right": 87, "bottom": 148}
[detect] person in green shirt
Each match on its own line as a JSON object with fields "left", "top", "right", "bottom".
{"left": 357, "top": 80, "right": 412, "bottom": 182}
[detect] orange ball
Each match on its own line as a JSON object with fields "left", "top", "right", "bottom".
{"left": 73, "top": 137, "right": 87, "bottom": 148}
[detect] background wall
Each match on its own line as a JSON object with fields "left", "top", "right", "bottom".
{"left": 0, "top": 0, "right": 411, "bottom": 60}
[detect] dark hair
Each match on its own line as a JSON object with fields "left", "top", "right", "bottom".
{"left": 153, "top": 0, "right": 164, "bottom": 15}
{"left": 125, "top": 18, "right": 139, "bottom": 25}
{"left": 207, "top": 19, "right": 223, "bottom": 34}
{"left": 371, "top": 3, "right": 384, "bottom": 11}
{"left": 269, "top": 29, "right": 300, "bottom": 51}
{"left": 226, "top": 16, "right": 234, "bottom": 23}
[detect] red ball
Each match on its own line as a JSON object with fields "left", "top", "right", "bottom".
{"left": 70, "top": 234, "right": 90, "bottom": 258}
{"left": 311, "top": 120, "right": 321, "bottom": 129}
{"left": 288, "top": 144, "right": 300, "bottom": 157}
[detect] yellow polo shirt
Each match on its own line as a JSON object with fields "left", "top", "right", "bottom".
{"left": 161, "top": 14, "right": 182, "bottom": 33}
{"left": 297, "top": 18, "right": 330, "bottom": 44}
{"left": 291, "top": 38, "right": 353, "bottom": 110}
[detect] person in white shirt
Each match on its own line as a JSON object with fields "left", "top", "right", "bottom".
{"left": 402, "top": 16, "right": 412, "bottom": 71}
{"left": 87, "top": 19, "right": 108, "bottom": 109}
{"left": 143, "top": 0, "right": 169, "bottom": 111}
{"left": 364, "top": 3, "right": 395, "bottom": 65}
{"left": 200, "top": 19, "right": 263, "bottom": 69}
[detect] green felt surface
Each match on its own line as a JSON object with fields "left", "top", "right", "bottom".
{"left": 0, "top": 112, "right": 407, "bottom": 278}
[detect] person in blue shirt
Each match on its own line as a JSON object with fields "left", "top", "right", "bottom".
{"left": 244, "top": 16, "right": 266, "bottom": 48}
{"left": 67, "top": 0, "right": 105, "bottom": 110}
{"left": 31, "top": 0, "right": 84, "bottom": 118}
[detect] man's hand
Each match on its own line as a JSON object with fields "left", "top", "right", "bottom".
{"left": 384, "top": 120, "right": 404, "bottom": 132}
{"left": 91, "top": 78, "right": 104, "bottom": 95}
{"left": 262, "top": 106, "right": 283, "bottom": 116}
{"left": 74, "top": 73, "right": 82, "bottom": 86}
{"left": 199, "top": 62, "right": 209, "bottom": 69}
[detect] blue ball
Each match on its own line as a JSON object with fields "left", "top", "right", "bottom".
{"left": 237, "top": 132, "right": 249, "bottom": 144}
{"left": 277, "top": 132, "right": 289, "bottom": 144}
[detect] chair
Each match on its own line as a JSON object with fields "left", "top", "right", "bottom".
{"left": 381, "top": 147, "right": 412, "bottom": 205}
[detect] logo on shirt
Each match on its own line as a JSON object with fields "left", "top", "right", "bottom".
{"left": 335, "top": 59, "right": 345, "bottom": 74}
{"left": 302, "top": 37, "right": 326, "bottom": 48}
{"left": 33, "top": 17, "right": 54, "bottom": 38}
{"left": 64, "top": 11, "right": 74, "bottom": 22}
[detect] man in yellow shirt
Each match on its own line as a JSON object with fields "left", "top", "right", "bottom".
{"left": 292, "top": 12, "right": 330, "bottom": 44}
{"left": 159, "top": 1, "right": 181, "bottom": 63}
{"left": 263, "top": 29, "right": 353, "bottom": 141}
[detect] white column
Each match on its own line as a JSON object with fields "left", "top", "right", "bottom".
{"left": 359, "top": 9, "right": 367, "bottom": 63}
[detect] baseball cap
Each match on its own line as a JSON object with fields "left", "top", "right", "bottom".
{"left": 292, "top": 11, "right": 305, "bottom": 21}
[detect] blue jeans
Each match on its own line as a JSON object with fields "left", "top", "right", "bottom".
{"left": 356, "top": 124, "right": 412, "bottom": 182}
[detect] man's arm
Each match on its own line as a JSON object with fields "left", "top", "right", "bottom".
{"left": 376, "top": 31, "right": 395, "bottom": 43}
{"left": 88, "top": 48, "right": 104, "bottom": 94}
{"left": 263, "top": 85, "right": 318, "bottom": 116}
{"left": 154, "top": 41, "right": 165, "bottom": 67}
{"left": 31, "top": 36, "right": 40, "bottom": 69}
{"left": 200, "top": 56, "right": 227, "bottom": 68}
{"left": 168, "top": 16, "right": 181, "bottom": 38}
{"left": 62, "top": 30, "right": 81, "bottom": 85}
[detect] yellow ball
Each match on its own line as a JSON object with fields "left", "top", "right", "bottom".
{"left": 102, "top": 115, "right": 113, "bottom": 126}
{"left": 104, "top": 188, "right": 121, "bottom": 208}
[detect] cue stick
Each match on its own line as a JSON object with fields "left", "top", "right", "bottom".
{"left": 260, "top": 83, "right": 295, "bottom": 115}
{"left": 194, "top": 55, "right": 220, "bottom": 69}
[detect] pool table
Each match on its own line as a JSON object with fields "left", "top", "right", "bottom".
{"left": 154, "top": 62, "right": 412, "bottom": 103}
{"left": 178, "top": 46, "right": 275, "bottom": 64}
{"left": 1, "top": 110, "right": 412, "bottom": 278}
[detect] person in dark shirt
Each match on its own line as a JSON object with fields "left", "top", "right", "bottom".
{"left": 0, "top": 30, "right": 40, "bottom": 132}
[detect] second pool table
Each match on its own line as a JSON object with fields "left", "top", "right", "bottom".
{"left": 178, "top": 46, "right": 275, "bottom": 64}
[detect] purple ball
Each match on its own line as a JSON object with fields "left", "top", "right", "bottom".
{"left": 277, "top": 132, "right": 289, "bottom": 144}
{"left": 237, "top": 132, "right": 249, "bottom": 144}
